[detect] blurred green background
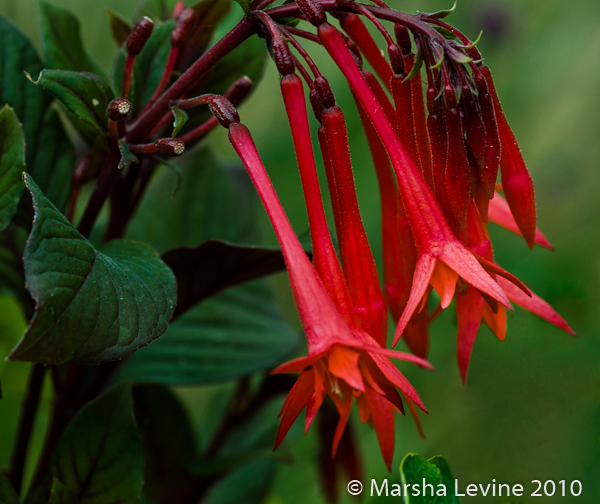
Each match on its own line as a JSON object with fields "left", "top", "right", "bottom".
{"left": 0, "top": 0, "right": 598, "bottom": 502}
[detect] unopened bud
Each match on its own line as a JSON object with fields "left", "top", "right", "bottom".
{"left": 127, "top": 16, "right": 154, "bottom": 56}
{"left": 296, "top": 0, "right": 327, "bottom": 27}
{"left": 209, "top": 96, "right": 240, "bottom": 128}
{"left": 225, "top": 76, "right": 254, "bottom": 106}
{"left": 171, "top": 8, "right": 199, "bottom": 48}
{"left": 388, "top": 44, "right": 404, "bottom": 74}
{"left": 309, "top": 88, "right": 323, "bottom": 122}
{"left": 106, "top": 98, "right": 132, "bottom": 121}
{"left": 314, "top": 75, "right": 335, "bottom": 110}
{"left": 155, "top": 137, "right": 185, "bottom": 156}
{"left": 346, "top": 39, "right": 363, "bottom": 70}
{"left": 272, "top": 38, "right": 296, "bottom": 76}
{"left": 394, "top": 25, "right": 412, "bottom": 55}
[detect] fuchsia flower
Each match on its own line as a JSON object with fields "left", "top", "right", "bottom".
{"left": 199, "top": 0, "right": 575, "bottom": 469}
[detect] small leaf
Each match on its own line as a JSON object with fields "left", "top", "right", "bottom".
{"left": 50, "top": 383, "right": 143, "bottom": 504}
{"left": 116, "top": 280, "right": 300, "bottom": 385}
{"left": 32, "top": 70, "right": 114, "bottom": 141}
{"left": 163, "top": 240, "right": 286, "bottom": 317}
{"left": 0, "top": 470, "right": 20, "bottom": 504}
{"left": 0, "top": 106, "right": 25, "bottom": 231}
{"left": 0, "top": 15, "right": 50, "bottom": 170}
{"left": 151, "top": 155, "right": 182, "bottom": 197}
{"left": 426, "top": 1, "right": 458, "bottom": 19}
{"left": 133, "top": 384, "right": 198, "bottom": 503}
{"left": 107, "top": 9, "right": 132, "bottom": 47}
{"left": 171, "top": 106, "right": 188, "bottom": 137}
{"left": 39, "top": 1, "right": 106, "bottom": 78}
{"left": 399, "top": 453, "right": 462, "bottom": 504}
{"left": 9, "top": 174, "right": 177, "bottom": 365}
{"left": 48, "top": 480, "right": 77, "bottom": 504}
{"left": 119, "top": 140, "right": 139, "bottom": 169}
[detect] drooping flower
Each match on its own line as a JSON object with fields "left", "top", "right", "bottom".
{"left": 219, "top": 103, "right": 432, "bottom": 470}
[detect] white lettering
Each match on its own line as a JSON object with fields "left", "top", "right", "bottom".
{"left": 371, "top": 479, "right": 388, "bottom": 497}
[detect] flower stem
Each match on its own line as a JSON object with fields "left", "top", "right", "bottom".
{"left": 9, "top": 364, "right": 45, "bottom": 495}
{"left": 126, "top": 18, "right": 255, "bottom": 144}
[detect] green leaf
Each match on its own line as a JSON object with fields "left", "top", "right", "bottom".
{"left": 107, "top": 9, "right": 132, "bottom": 47}
{"left": 39, "top": 1, "right": 106, "bottom": 79}
{"left": 127, "top": 148, "right": 261, "bottom": 253}
{"left": 48, "top": 480, "right": 77, "bottom": 504}
{"left": 50, "top": 383, "right": 143, "bottom": 504}
{"left": 134, "top": 0, "right": 179, "bottom": 21}
{"left": 163, "top": 240, "right": 286, "bottom": 317}
{"left": 116, "top": 280, "right": 300, "bottom": 385}
{"left": 399, "top": 453, "right": 461, "bottom": 504}
{"left": 28, "top": 107, "right": 75, "bottom": 213}
{"left": 231, "top": 0, "right": 250, "bottom": 15}
{"left": 0, "top": 15, "right": 51, "bottom": 170}
{"left": 9, "top": 174, "right": 177, "bottom": 365}
{"left": 171, "top": 106, "right": 188, "bottom": 137}
{"left": 133, "top": 384, "right": 198, "bottom": 503}
{"left": 0, "top": 106, "right": 25, "bottom": 231}
{"left": 203, "top": 458, "right": 277, "bottom": 504}
{"left": 119, "top": 140, "right": 139, "bottom": 169}
{"left": 31, "top": 70, "right": 114, "bottom": 142}
{"left": 0, "top": 470, "right": 20, "bottom": 504}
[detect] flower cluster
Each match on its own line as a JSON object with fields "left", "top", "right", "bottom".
{"left": 116, "top": 0, "right": 575, "bottom": 471}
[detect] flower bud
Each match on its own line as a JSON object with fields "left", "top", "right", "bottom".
{"left": 106, "top": 98, "right": 132, "bottom": 121}
{"left": 394, "top": 25, "right": 412, "bottom": 55}
{"left": 272, "top": 38, "right": 296, "bottom": 76}
{"left": 296, "top": 0, "right": 327, "bottom": 27}
{"left": 209, "top": 96, "right": 240, "bottom": 128}
{"left": 155, "top": 137, "right": 185, "bottom": 156}
{"left": 127, "top": 16, "right": 154, "bottom": 56}
{"left": 171, "top": 8, "right": 199, "bottom": 48}
{"left": 314, "top": 75, "right": 335, "bottom": 110}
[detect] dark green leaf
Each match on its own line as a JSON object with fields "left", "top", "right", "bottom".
{"left": 119, "top": 140, "right": 139, "bottom": 169}
{"left": 28, "top": 107, "right": 75, "bottom": 213}
{"left": 50, "top": 383, "right": 143, "bottom": 504}
{"left": 133, "top": 384, "right": 198, "bottom": 503}
{"left": 134, "top": 0, "right": 179, "bottom": 22}
{"left": 39, "top": 1, "right": 106, "bottom": 78}
{"left": 0, "top": 106, "right": 25, "bottom": 231}
{"left": 163, "top": 240, "right": 286, "bottom": 317}
{"left": 203, "top": 458, "right": 277, "bottom": 504}
{"left": 231, "top": 0, "right": 250, "bottom": 16}
{"left": 31, "top": 70, "right": 114, "bottom": 141}
{"left": 9, "top": 174, "right": 177, "bottom": 365}
{"left": 427, "top": 1, "right": 457, "bottom": 19}
{"left": 116, "top": 280, "right": 300, "bottom": 385}
{"left": 48, "top": 480, "right": 77, "bottom": 504}
{"left": 0, "top": 470, "right": 20, "bottom": 504}
{"left": 107, "top": 9, "right": 132, "bottom": 47}
{"left": 171, "top": 106, "right": 188, "bottom": 137}
{"left": 0, "top": 15, "right": 50, "bottom": 170}
{"left": 128, "top": 148, "right": 261, "bottom": 253}
{"left": 399, "top": 453, "right": 462, "bottom": 504}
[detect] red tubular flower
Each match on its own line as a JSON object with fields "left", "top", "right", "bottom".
{"left": 225, "top": 118, "right": 432, "bottom": 470}
{"left": 479, "top": 65, "right": 537, "bottom": 247}
{"left": 313, "top": 21, "right": 511, "bottom": 347}
{"left": 488, "top": 191, "right": 553, "bottom": 250}
{"left": 280, "top": 73, "right": 357, "bottom": 324}
{"left": 318, "top": 98, "right": 389, "bottom": 348}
